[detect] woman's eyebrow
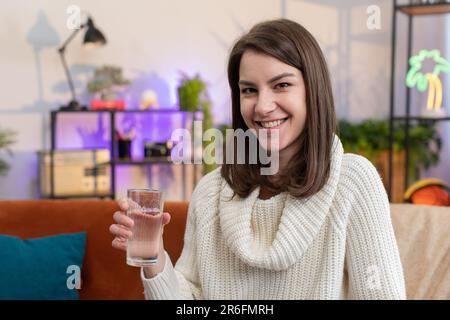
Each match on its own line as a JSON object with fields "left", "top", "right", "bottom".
{"left": 238, "top": 72, "right": 296, "bottom": 86}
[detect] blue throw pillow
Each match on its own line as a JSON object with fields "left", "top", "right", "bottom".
{"left": 0, "top": 232, "right": 86, "bottom": 300}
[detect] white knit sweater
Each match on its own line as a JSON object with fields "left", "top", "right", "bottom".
{"left": 141, "top": 134, "right": 406, "bottom": 300}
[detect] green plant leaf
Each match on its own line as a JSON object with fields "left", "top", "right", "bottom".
{"left": 338, "top": 118, "right": 442, "bottom": 183}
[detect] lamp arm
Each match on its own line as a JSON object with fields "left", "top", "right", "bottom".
{"left": 57, "top": 25, "right": 86, "bottom": 103}
{"left": 58, "top": 49, "right": 77, "bottom": 102}
{"left": 58, "top": 24, "right": 86, "bottom": 52}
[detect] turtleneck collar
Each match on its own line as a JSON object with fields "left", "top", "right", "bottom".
{"left": 218, "top": 134, "right": 344, "bottom": 270}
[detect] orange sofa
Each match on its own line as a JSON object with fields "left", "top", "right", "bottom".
{"left": 0, "top": 200, "right": 188, "bottom": 300}
{"left": 0, "top": 200, "right": 448, "bottom": 299}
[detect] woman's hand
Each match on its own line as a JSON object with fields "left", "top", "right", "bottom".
{"left": 110, "top": 198, "right": 171, "bottom": 251}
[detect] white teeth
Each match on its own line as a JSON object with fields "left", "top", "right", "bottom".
{"left": 260, "top": 118, "right": 287, "bottom": 128}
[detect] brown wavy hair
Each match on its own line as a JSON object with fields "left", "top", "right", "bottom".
{"left": 220, "top": 19, "right": 337, "bottom": 199}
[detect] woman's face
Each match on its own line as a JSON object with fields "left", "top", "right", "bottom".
{"left": 238, "top": 49, "right": 307, "bottom": 158}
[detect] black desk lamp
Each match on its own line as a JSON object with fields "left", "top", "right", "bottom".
{"left": 58, "top": 16, "right": 107, "bottom": 111}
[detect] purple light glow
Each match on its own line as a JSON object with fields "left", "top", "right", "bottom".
{"left": 55, "top": 111, "right": 193, "bottom": 161}
{"left": 115, "top": 112, "right": 190, "bottom": 160}
{"left": 56, "top": 113, "right": 110, "bottom": 149}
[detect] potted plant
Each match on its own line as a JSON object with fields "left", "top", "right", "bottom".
{"left": 338, "top": 119, "right": 442, "bottom": 202}
{"left": 0, "top": 128, "right": 17, "bottom": 176}
{"left": 87, "top": 65, "right": 131, "bottom": 109}
{"left": 177, "top": 73, "right": 215, "bottom": 174}
{"left": 177, "top": 74, "right": 206, "bottom": 113}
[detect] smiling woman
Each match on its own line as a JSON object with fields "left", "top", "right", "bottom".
{"left": 222, "top": 19, "right": 336, "bottom": 199}
{"left": 238, "top": 51, "right": 307, "bottom": 173}
{"left": 110, "top": 18, "right": 406, "bottom": 300}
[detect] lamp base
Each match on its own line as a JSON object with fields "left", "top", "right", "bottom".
{"left": 59, "top": 100, "right": 88, "bottom": 111}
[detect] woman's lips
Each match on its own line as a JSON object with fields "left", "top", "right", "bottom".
{"left": 255, "top": 117, "right": 289, "bottom": 130}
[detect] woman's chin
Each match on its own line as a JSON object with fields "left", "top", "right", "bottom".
{"left": 258, "top": 143, "right": 286, "bottom": 153}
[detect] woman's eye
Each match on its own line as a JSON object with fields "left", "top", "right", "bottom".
{"left": 275, "top": 83, "right": 290, "bottom": 89}
{"left": 241, "top": 88, "right": 256, "bottom": 94}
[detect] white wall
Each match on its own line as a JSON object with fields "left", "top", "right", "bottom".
{"left": 0, "top": 0, "right": 448, "bottom": 199}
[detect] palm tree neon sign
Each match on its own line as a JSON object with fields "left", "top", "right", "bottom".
{"left": 406, "top": 49, "right": 450, "bottom": 111}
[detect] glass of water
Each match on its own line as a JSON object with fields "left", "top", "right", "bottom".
{"left": 126, "top": 189, "right": 164, "bottom": 267}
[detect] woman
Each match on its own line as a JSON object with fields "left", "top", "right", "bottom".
{"left": 110, "top": 19, "right": 406, "bottom": 300}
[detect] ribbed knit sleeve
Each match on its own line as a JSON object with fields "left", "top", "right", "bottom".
{"left": 141, "top": 181, "right": 204, "bottom": 300}
{"left": 345, "top": 155, "right": 406, "bottom": 300}
{"left": 171, "top": 195, "right": 203, "bottom": 299}
{"left": 140, "top": 250, "right": 184, "bottom": 299}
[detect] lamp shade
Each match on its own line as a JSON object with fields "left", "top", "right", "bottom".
{"left": 83, "top": 17, "right": 106, "bottom": 48}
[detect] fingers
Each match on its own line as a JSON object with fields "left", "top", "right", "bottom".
{"left": 111, "top": 211, "right": 170, "bottom": 251}
{"left": 113, "top": 211, "right": 134, "bottom": 228}
{"left": 162, "top": 212, "right": 171, "bottom": 226}
{"left": 113, "top": 210, "right": 169, "bottom": 228}
{"left": 109, "top": 223, "right": 133, "bottom": 239}
{"left": 117, "top": 197, "right": 129, "bottom": 211}
{"left": 112, "top": 201, "right": 133, "bottom": 252}
{"left": 112, "top": 237, "right": 127, "bottom": 251}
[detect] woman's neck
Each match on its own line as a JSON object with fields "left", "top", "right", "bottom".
{"left": 277, "top": 142, "right": 299, "bottom": 173}
{"left": 258, "top": 137, "right": 304, "bottom": 200}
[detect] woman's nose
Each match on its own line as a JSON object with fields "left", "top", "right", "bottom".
{"left": 254, "top": 90, "right": 277, "bottom": 116}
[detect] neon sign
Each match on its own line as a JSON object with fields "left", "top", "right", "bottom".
{"left": 406, "top": 49, "right": 450, "bottom": 111}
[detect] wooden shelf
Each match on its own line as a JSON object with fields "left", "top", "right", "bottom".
{"left": 113, "top": 157, "right": 201, "bottom": 165}
{"left": 397, "top": 3, "right": 450, "bottom": 16}
{"left": 113, "top": 157, "right": 173, "bottom": 165}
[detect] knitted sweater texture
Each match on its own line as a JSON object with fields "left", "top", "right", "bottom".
{"left": 141, "top": 134, "right": 406, "bottom": 299}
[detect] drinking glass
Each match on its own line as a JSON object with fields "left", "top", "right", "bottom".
{"left": 126, "top": 189, "right": 164, "bottom": 267}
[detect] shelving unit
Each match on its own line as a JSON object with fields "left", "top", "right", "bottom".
{"left": 46, "top": 109, "right": 200, "bottom": 200}
{"left": 388, "top": 1, "right": 450, "bottom": 200}
{"left": 397, "top": 2, "right": 450, "bottom": 15}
